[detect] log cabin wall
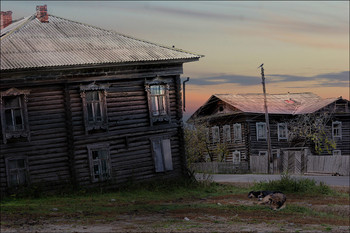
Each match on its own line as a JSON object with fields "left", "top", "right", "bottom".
{"left": 0, "top": 63, "right": 187, "bottom": 194}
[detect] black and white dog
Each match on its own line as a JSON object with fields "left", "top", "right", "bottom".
{"left": 248, "top": 190, "right": 287, "bottom": 210}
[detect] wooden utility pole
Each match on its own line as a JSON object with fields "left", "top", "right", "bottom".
{"left": 260, "top": 64, "right": 273, "bottom": 174}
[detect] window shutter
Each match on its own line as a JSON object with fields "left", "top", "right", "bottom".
{"left": 162, "top": 139, "right": 173, "bottom": 171}
{"left": 152, "top": 140, "right": 165, "bottom": 172}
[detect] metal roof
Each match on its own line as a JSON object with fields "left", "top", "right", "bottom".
{"left": 198, "top": 92, "right": 340, "bottom": 116}
{"left": 1, "top": 15, "right": 202, "bottom": 71}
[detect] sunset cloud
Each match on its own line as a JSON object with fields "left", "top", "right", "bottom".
{"left": 190, "top": 71, "right": 349, "bottom": 88}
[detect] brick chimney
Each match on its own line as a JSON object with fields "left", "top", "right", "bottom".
{"left": 36, "top": 5, "right": 49, "bottom": 23}
{"left": 1, "top": 11, "right": 12, "bottom": 29}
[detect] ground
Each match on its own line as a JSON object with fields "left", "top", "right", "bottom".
{"left": 1, "top": 184, "right": 349, "bottom": 233}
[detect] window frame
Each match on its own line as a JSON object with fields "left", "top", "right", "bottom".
{"left": 150, "top": 137, "right": 173, "bottom": 172}
{"left": 5, "top": 156, "right": 30, "bottom": 187}
{"left": 80, "top": 82, "right": 109, "bottom": 134}
{"left": 277, "top": 123, "right": 288, "bottom": 141}
{"left": 233, "top": 123, "right": 242, "bottom": 142}
{"left": 223, "top": 125, "right": 231, "bottom": 142}
{"left": 212, "top": 126, "right": 220, "bottom": 143}
{"left": 256, "top": 122, "right": 267, "bottom": 141}
{"left": 332, "top": 121, "right": 342, "bottom": 139}
{"left": 145, "top": 76, "right": 171, "bottom": 126}
{"left": 87, "top": 143, "right": 111, "bottom": 183}
{"left": 332, "top": 150, "right": 341, "bottom": 156}
{"left": 0, "top": 88, "right": 30, "bottom": 144}
{"left": 232, "top": 150, "right": 241, "bottom": 164}
{"left": 259, "top": 151, "right": 268, "bottom": 156}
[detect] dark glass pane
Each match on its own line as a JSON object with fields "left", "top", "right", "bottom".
{"left": 18, "top": 171, "right": 27, "bottom": 185}
{"left": 94, "top": 164, "right": 99, "bottom": 175}
{"left": 100, "top": 150, "right": 108, "bottom": 160}
{"left": 92, "top": 151, "right": 99, "bottom": 160}
{"left": 5, "top": 109, "right": 13, "bottom": 129}
{"left": 87, "top": 103, "right": 93, "bottom": 121}
{"left": 4, "top": 96, "right": 20, "bottom": 108}
{"left": 94, "top": 102, "right": 102, "bottom": 121}
{"left": 8, "top": 160, "right": 17, "bottom": 169}
{"left": 14, "top": 109, "right": 23, "bottom": 130}
{"left": 86, "top": 92, "right": 93, "bottom": 101}
{"left": 17, "top": 159, "right": 25, "bottom": 168}
{"left": 10, "top": 174, "right": 18, "bottom": 186}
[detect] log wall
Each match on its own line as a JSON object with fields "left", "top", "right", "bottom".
{"left": 0, "top": 63, "right": 187, "bottom": 194}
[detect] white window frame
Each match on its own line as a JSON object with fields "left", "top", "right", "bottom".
{"left": 332, "top": 150, "right": 341, "bottom": 156}
{"left": 332, "top": 121, "right": 342, "bottom": 139}
{"left": 277, "top": 123, "right": 288, "bottom": 141}
{"left": 233, "top": 123, "right": 242, "bottom": 142}
{"left": 5, "top": 156, "right": 29, "bottom": 187}
{"left": 212, "top": 126, "right": 220, "bottom": 143}
{"left": 145, "top": 76, "right": 171, "bottom": 126}
{"left": 259, "top": 151, "right": 268, "bottom": 156}
{"left": 87, "top": 143, "right": 111, "bottom": 182}
{"left": 232, "top": 150, "right": 241, "bottom": 164}
{"left": 223, "top": 125, "right": 231, "bottom": 142}
{"left": 151, "top": 137, "right": 173, "bottom": 172}
{"left": 256, "top": 122, "right": 267, "bottom": 141}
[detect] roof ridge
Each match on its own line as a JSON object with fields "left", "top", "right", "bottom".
{"left": 0, "top": 14, "right": 35, "bottom": 40}
{"left": 49, "top": 14, "right": 203, "bottom": 58}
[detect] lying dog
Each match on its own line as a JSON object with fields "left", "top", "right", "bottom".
{"left": 258, "top": 192, "right": 287, "bottom": 210}
{"left": 248, "top": 190, "right": 275, "bottom": 200}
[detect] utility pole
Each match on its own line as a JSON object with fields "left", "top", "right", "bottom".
{"left": 259, "top": 64, "right": 273, "bottom": 174}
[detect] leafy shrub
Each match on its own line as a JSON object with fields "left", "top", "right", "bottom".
{"left": 252, "top": 174, "right": 333, "bottom": 195}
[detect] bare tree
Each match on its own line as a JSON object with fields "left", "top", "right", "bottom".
{"left": 288, "top": 112, "right": 336, "bottom": 154}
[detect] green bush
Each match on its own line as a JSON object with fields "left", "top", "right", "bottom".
{"left": 252, "top": 174, "right": 333, "bottom": 195}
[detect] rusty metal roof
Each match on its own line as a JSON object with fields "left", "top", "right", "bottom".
{"left": 1, "top": 15, "right": 202, "bottom": 71}
{"left": 210, "top": 93, "right": 339, "bottom": 115}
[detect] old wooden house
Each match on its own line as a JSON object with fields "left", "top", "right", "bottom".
{"left": 0, "top": 6, "right": 202, "bottom": 194}
{"left": 188, "top": 93, "right": 349, "bottom": 173}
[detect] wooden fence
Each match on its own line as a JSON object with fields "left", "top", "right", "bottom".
{"left": 190, "top": 162, "right": 249, "bottom": 174}
{"left": 307, "top": 155, "right": 350, "bottom": 176}
{"left": 250, "top": 148, "right": 350, "bottom": 175}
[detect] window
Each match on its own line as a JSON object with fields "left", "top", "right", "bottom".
{"left": 145, "top": 76, "right": 171, "bottom": 126}
{"left": 259, "top": 151, "right": 268, "bottom": 156}
{"left": 1, "top": 88, "right": 30, "bottom": 144}
{"left": 333, "top": 150, "right": 341, "bottom": 156}
{"left": 233, "top": 123, "right": 242, "bottom": 142}
{"left": 151, "top": 137, "right": 173, "bottom": 172}
{"left": 232, "top": 150, "right": 241, "bottom": 164}
{"left": 80, "top": 83, "right": 109, "bottom": 134}
{"left": 332, "top": 121, "right": 342, "bottom": 139}
{"left": 87, "top": 144, "right": 111, "bottom": 182}
{"left": 212, "top": 126, "right": 220, "bottom": 143}
{"left": 256, "top": 122, "right": 267, "bottom": 140}
{"left": 5, "top": 157, "right": 29, "bottom": 187}
{"left": 223, "top": 125, "right": 231, "bottom": 142}
{"left": 278, "top": 123, "right": 288, "bottom": 141}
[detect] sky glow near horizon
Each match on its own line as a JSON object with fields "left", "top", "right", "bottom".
{"left": 1, "top": 1, "right": 349, "bottom": 119}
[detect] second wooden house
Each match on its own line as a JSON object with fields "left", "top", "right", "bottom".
{"left": 188, "top": 93, "right": 349, "bottom": 173}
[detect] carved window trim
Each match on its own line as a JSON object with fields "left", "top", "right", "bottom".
{"left": 233, "top": 123, "right": 242, "bottom": 142}
{"left": 145, "top": 76, "right": 171, "bottom": 126}
{"left": 212, "top": 126, "right": 220, "bottom": 143}
{"left": 332, "top": 121, "right": 342, "bottom": 139}
{"left": 277, "top": 123, "right": 288, "bottom": 141}
{"left": 0, "top": 88, "right": 30, "bottom": 144}
{"left": 80, "top": 82, "right": 109, "bottom": 134}
{"left": 256, "top": 122, "right": 267, "bottom": 141}
{"left": 87, "top": 143, "right": 111, "bottom": 183}
{"left": 5, "top": 156, "right": 30, "bottom": 187}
